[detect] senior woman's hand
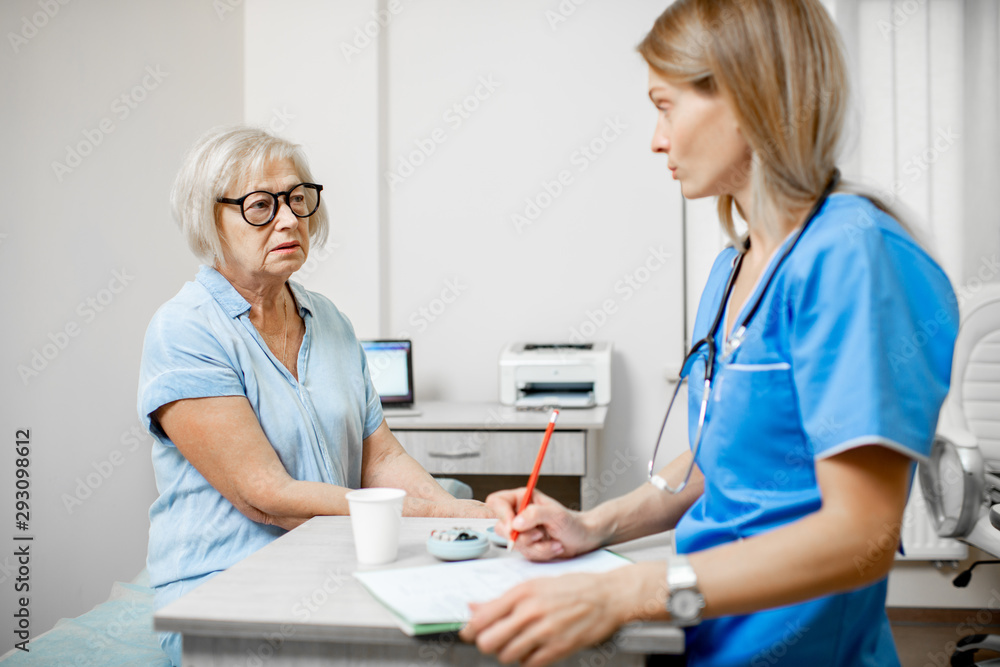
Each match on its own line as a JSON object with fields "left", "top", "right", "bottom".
{"left": 404, "top": 496, "right": 494, "bottom": 519}
{"left": 361, "top": 422, "right": 496, "bottom": 518}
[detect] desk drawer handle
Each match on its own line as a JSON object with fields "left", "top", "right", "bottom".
{"left": 427, "top": 450, "right": 481, "bottom": 459}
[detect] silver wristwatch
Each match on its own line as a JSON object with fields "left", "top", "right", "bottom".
{"left": 666, "top": 554, "right": 705, "bottom": 626}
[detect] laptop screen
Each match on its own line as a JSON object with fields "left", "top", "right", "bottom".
{"left": 360, "top": 340, "right": 414, "bottom": 406}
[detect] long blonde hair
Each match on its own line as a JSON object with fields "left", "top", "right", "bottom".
{"left": 638, "top": 0, "right": 903, "bottom": 245}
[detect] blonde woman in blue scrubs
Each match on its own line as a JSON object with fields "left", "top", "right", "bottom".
{"left": 461, "top": 1, "right": 957, "bottom": 665}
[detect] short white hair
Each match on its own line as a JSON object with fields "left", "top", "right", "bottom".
{"left": 169, "top": 125, "right": 329, "bottom": 264}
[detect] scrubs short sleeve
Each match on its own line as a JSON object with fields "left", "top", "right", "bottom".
{"left": 787, "top": 203, "right": 957, "bottom": 462}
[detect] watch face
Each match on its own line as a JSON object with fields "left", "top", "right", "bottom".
{"left": 671, "top": 590, "right": 701, "bottom": 620}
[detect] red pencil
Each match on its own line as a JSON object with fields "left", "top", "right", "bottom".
{"left": 508, "top": 409, "right": 560, "bottom": 550}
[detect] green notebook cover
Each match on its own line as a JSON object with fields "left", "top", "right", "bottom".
{"left": 354, "top": 549, "right": 632, "bottom": 637}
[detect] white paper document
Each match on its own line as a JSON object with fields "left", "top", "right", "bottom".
{"left": 354, "top": 550, "right": 631, "bottom": 635}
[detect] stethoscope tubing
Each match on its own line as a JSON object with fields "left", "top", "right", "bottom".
{"left": 649, "top": 171, "right": 841, "bottom": 494}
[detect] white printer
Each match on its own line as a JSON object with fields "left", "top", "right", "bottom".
{"left": 499, "top": 342, "right": 612, "bottom": 409}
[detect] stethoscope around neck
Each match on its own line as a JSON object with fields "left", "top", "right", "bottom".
{"left": 649, "top": 170, "right": 841, "bottom": 494}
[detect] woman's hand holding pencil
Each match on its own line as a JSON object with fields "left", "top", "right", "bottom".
{"left": 507, "top": 409, "right": 559, "bottom": 549}
{"left": 484, "top": 486, "right": 602, "bottom": 561}
{"left": 485, "top": 410, "right": 605, "bottom": 561}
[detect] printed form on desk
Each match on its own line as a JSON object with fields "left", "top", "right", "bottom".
{"left": 354, "top": 550, "right": 631, "bottom": 635}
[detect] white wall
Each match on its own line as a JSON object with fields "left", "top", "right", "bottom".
{"left": 246, "top": 0, "right": 689, "bottom": 507}
{"left": 243, "top": 0, "right": 383, "bottom": 333}
{"left": 0, "top": 0, "right": 243, "bottom": 653}
{"left": 384, "top": 1, "right": 687, "bottom": 503}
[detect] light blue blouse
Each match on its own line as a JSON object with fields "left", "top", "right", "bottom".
{"left": 678, "top": 194, "right": 957, "bottom": 666}
{"left": 137, "top": 266, "right": 383, "bottom": 661}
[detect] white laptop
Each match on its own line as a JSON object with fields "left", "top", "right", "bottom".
{"left": 360, "top": 339, "right": 422, "bottom": 417}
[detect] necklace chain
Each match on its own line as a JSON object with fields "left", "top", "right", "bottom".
{"left": 280, "top": 292, "right": 288, "bottom": 369}
{"left": 260, "top": 291, "right": 290, "bottom": 371}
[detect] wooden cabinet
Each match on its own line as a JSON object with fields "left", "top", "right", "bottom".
{"left": 393, "top": 430, "right": 586, "bottom": 476}
{"left": 386, "top": 402, "right": 605, "bottom": 509}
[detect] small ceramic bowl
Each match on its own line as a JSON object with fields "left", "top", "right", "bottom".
{"left": 485, "top": 525, "right": 509, "bottom": 547}
{"left": 426, "top": 528, "right": 490, "bottom": 561}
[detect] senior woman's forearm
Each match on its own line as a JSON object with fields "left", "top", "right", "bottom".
{"left": 239, "top": 476, "right": 478, "bottom": 529}
{"left": 364, "top": 449, "right": 453, "bottom": 500}
{"left": 360, "top": 422, "right": 455, "bottom": 502}
{"left": 246, "top": 478, "right": 353, "bottom": 529}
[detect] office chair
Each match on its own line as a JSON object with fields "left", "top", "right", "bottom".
{"left": 920, "top": 282, "right": 1000, "bottom": 667}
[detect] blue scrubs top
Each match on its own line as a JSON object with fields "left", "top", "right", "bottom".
{"left": 677, "top": 195, "right": 956, "bottom": 666}
{"left": 137, "top": 266, "right": 384, "bottom": 665}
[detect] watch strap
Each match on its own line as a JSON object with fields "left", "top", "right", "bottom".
{"left": 667, "top": 554, "right": 704, "bottom": 626}
{"left": 668, "top": 554, "right": 698, "bottom": 589}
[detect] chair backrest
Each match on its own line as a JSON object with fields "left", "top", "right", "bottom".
{"left": 942, "top": 282, "right": 1000, "bottom": 471}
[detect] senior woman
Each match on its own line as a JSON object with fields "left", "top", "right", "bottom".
{"left": 138, "top": 126, "right": 489, "bottom": 665}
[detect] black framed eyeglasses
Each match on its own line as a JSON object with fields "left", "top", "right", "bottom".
{"left": 216, "top": 182, "right": 323, "bottom": 227}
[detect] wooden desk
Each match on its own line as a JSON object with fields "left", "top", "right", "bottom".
{"left": 155, "top": 517, "right": 683, "bottom": 666}
{"left": 385, "top": 402, "right": 607, "bottom": 510}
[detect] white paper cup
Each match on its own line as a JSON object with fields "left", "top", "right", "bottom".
{"left": 346, "top": 488, "right": 406, "bottom": 565}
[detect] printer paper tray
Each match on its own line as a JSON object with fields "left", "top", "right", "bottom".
{"left": 514, "top": 391, "right": 596, "bottom": 409}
